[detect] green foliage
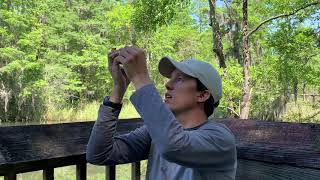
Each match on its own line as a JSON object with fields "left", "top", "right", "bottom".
{"left": 106, "top": 4, "right": 135, "bottom": 45}
{"left": 132, "top": 0, "right": 191, "bottom": 32}
{"left": 216, "top": 61, "right": 243, "bottom": 117}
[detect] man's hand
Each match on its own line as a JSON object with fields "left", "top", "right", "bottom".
{"left": 114, "top": 46, "right": 152, "bottom": 90}
{"left": 108, "top": 49, "right": 130, "bottom": 103}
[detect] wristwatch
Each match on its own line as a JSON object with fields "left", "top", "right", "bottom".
{"left": 103, "top": 96, "right": 122, "bottom": 110}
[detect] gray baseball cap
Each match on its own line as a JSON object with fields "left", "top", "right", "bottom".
{"left": 158, "top": 57, "right": 222, "bottom": 104}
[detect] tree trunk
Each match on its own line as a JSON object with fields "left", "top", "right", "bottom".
{"left": 302, "top": 83, "right": 306, "bottom": 101}
{"left": 0, "top": 82, "right": 12, "bottom": 121}
{"left": 293, "top": 80, "right": 298, "bottom": 103}
{"left": 240, "top": 0, "right": 251, "bottom": 119}
{"left": 223, "top": 0, "right": 242, "bottom": 64}
{"left": 232, "top": 22, "right": 242, "bottom": 64}
{"left": 65, "top": 0, "right": 72, "bottom": 8}
{"left": 208, "top": 0, "right": 226, "bottom": 69}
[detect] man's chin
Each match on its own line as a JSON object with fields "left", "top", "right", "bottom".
{"left": 165, "top": 103, "right": 174, "bottom": 111}
{"left": 165, "top": 102, "right": 171, "bottom": 108}
{"left": 164, "top": 100, "right": 171, "bottom": 105}
{"left": 166, "top": 106, "right": 178, "bottom": 115}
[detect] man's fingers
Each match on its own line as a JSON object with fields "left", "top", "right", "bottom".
{"left": 108, "top": 51, "right": 119, "bottom": 59}
{"left": 130, "top": 46, "right": 141, "bottom": 53}
{"left": 112, "top": 58, "right": 121, "bottom": 68}
{"left": 120, "top": 67, "right": 126, "bottom": 74}
{"left": 108, "top": 51, "right": 119, "bottom": 64}
{"left": 120, "top": 49, "right": 132, "bottom": 59}
{"left": 130, "top": 46, "right": 146, "bottom": 60}
{"left": 120, "top": 67, "right": 128, "bottom": 78}
{"left": 108, "top": 50, "right": 121, "bottom": 67}
{"left": 125, "top": 46, "right": 138, "bottom": 56}
{"left": 108, "top": 57, "right": 113, "bottom": 70}
{"left": 108, "top": 54, "right": 114, "bottom": 69}
{"left": 114, "top": 55, "right": 126, "bottom": 65}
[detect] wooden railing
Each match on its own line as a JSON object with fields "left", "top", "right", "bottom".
{"left": 1, "top": 119, "right": 320, "bottom": 180}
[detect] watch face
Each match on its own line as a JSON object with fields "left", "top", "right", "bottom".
{"left": 103, "top": 96, "right": 110, "bottom": 104}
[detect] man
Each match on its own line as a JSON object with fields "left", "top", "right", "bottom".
{"left": 86, "top": 46, "right": 237, "bottom": 180}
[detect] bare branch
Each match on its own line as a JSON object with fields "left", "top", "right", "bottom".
{"left": 222, "top": 0, "right": 231, "bottom": 11}
{"left": 227, "top": 107, "right": 240, "bottom": 117}
{"left": 302, "top": 110, "right": 320, "bottom": 121}
{"left": 247, "top": 1, "right": 320, "bottom": 38}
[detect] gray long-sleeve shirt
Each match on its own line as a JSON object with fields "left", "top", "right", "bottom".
{"left": 86, "top": 84, "right": 237, "bottom": 180}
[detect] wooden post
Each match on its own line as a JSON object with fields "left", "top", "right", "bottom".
{"left": 106, "top": 165, "right": 116, "bottom": 180}
{"left": 131, "top": 162, "right": 141, "bottom": 180}
{"left": 312, "top": 94, "right": 315, "bottom": 103}
{"left": 43, "top": 168, "right": 54, "bottom": 180}
{"left": 4, "top": 171, "right": 16, "bottom": 180}
{"left": 76, "top": 163, "right": 87, "bottom": 180}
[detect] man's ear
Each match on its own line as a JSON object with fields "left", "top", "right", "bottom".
{"left": 196, "top": 90, "right": 211, "bottom": 103}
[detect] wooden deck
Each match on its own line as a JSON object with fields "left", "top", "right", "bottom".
{"left": 1, "top": 119, "right": 320, "bottom": 180}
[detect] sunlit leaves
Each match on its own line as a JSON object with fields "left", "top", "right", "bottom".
{"left": 132, "top": 0, "right": 190, "bottom": 32}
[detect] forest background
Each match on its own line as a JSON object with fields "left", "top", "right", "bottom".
{"left": 0, "top": 0, "right": 320, "bottom": 123}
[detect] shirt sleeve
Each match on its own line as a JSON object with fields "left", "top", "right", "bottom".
{"left": 86, "top": 104, "right": 151, "bottom": 165}
{"left": 130, "top": 84, "right": 236, "bottom": 169}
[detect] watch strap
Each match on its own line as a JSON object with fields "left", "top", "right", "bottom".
{"left": 103, "top": 96, "right": 122, "bottom": 110}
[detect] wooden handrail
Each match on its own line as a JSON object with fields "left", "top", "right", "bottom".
{"left": 1, "top": 119, "right": 320, "bottom": 179}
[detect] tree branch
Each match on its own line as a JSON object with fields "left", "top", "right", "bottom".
{"left": 222, "top": 0, "right": 232, "bottom": 12}
{"left": 302, "top": 110, "right": 320, "bottom": 121}
{"left": 247, "top": 1, "right": 320, "bottom": 38}
{"left": 227, "top": 107, "right": 240, "bottom": 117}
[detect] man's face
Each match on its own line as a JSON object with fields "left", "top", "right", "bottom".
{"left": 164, "top": 69, "right": 199, "bottom": 114}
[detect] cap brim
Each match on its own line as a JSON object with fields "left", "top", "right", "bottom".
{"left": 158, "top": 57, "right": 178, "bottom": 78}
{"left": 159, "top": 57, "right": 196, "bottom": 79}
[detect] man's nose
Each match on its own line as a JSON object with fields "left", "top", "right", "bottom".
{"left": 165, "top": 79, "right": 174, "bottom": 90}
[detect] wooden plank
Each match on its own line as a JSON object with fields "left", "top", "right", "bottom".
{"left": 0, "top": 120, "right": 143, "bottom": 174}
{"left": 131, "top": 162, "right": 140, "bottom": 180}
{"left": 43, "top": 168, "right": 54, "bottom": 180}
{"left": 237, "top": 159, "right": 320, "bottom": 180}
{"left": 76, "top": 163, "right": 87, "bottom": 180}
{"left": 218, "top": 119, "right": 320, "bottom": 169}
{"left": 0, "top": 155, "right": 86, "bottom": 175}
{"left": 105, "top": 165, "right": 116, "bottom": 180}
{"left": 1, "top": 118, "right": 320, "bottom": 177}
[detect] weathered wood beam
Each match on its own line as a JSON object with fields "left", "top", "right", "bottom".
{"left": 4, "top": 171, "right": 16, "bottom": 180}
{"left": 106, "top": 165, "right": 116, "bottom": 180}
{"left": 0, "top": 118, "right": 320, "bottom": 180}
{"left": 237, "top": 159, "right": 320, "bottom": 180}
{"left": 43, "top": 168, "right": 54, "bottom": 180}
{"left": 76, "top": 163, "right": 87, "bottom": 180}
{"left": 131, "top": 162, "right": 141, "bottom": 180}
